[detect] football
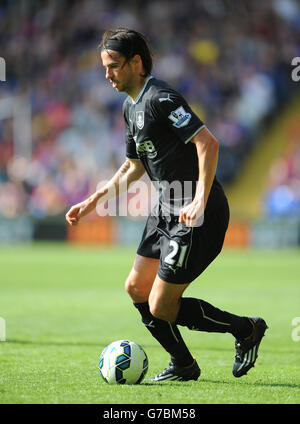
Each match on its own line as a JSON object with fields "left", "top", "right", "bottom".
{"left": 98, "top": 340, "right": 148, "bottom": 384}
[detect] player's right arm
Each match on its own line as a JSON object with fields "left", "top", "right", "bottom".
{"left": 65, "top": 159, "right": 144, "bottom": 226}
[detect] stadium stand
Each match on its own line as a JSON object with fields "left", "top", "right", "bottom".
{"left": 0, "top": 0, "right": 299, "bottom": 244}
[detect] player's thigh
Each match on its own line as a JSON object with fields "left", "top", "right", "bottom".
{"left": 149, "top": 276, "right": 190, "bottom": 323}
{"left": 125, "top": 254, "right": 159, "bottom": 303}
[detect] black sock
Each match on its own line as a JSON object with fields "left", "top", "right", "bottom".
{"left": 176, "top": 297, "right": 252, "bottom": 339}
{"left": 134, "top": 301, "right": 194, "bottom": 367}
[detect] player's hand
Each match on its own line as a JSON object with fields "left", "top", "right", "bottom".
{"left": 178, "top": 199, "right": 204, "bottom": 227}
{"left": 65, "top": 198, "right": 96, "bottom": 226}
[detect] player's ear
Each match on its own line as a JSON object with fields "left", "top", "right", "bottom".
{"left": 131, "top": 54, "right": 142, "bottom": 67}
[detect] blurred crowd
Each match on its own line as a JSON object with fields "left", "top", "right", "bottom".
{"left": 0, "top": 0, "right": 300, "bottom": 220}
{"left": 265, "top": 137, "right": 300, "bottom": 217}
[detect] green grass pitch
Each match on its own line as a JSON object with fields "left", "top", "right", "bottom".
{"left": 0, "top": 243, "right": 299, "bottom": 404}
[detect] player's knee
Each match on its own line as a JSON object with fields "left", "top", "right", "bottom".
{"left": 125, "top": 275, "right": 150, "bottom": 303}
{"left": 125, "top": 275, "right": 136, "bottom": 297}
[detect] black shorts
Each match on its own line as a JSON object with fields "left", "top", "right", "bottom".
{"left": 137, "top": 196, "right": 230, "bottom": 284}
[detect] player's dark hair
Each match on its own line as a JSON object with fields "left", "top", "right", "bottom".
{"left": 99, "top": 28, "right": 153, "bottom": 77}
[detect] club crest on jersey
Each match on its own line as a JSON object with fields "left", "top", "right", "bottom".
{"left": 168, "top": 106, "right": 191, "bottom": 128}
{"left": 136, "top": 111, "right": 144, "bottom": 130}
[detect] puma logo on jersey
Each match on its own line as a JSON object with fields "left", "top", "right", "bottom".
{"left": 168, "top": 265, "right": 177, "bottom": 274}
{"left": 158, "top": 94, "right": 174, "bottom": 103}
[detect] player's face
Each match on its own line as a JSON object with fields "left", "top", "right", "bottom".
{"left": 101, "top": 49, "right": 136, "bottom": 93}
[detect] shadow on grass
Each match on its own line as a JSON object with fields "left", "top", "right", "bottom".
{"left": 141, "top": 379, "right": 300, "bottom": 389}
{"left": 197, "top": 378, "right": 300, "bottom": 390}
{"left": 5, "top": 339, "right": 156, "bottom": 349}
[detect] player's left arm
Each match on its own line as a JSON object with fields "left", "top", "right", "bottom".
{"left": 179, "top": 127, "right": 219, "bottom": 226}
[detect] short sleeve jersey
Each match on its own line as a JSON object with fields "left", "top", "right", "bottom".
{"left": 123, "top": 77, "right": 224, "bottom": 212}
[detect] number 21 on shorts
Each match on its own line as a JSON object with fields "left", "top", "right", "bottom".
{"left": 164, "top": 240, "right": 189, "bottom": 269}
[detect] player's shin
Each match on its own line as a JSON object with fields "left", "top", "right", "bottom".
{"left": 133, "top": 301, "right": 194, "bottom": 366}
{"left": 176, "top": 297, "right": 253, "bottom": 339}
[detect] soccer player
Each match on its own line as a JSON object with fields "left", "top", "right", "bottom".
{"left": 66, "top": 28, "right": 268, "bottom": 382}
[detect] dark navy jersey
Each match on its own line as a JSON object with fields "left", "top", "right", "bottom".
{"left": 123, "top": 76, "right": 205, "bottom": 183}
{"left": 123, "top": 76, "right": 225, "bottom": 212}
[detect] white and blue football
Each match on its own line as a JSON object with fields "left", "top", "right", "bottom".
{"left": 98, "top": 340, "right": 148, "bottom": 385}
